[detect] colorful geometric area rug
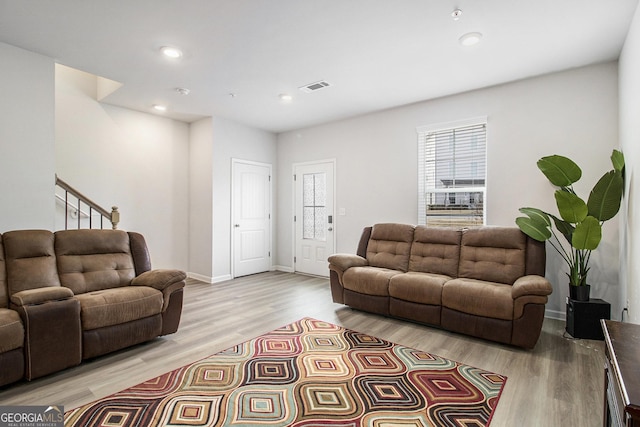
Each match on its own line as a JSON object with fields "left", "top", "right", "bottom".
{"left": 65, "top": 317, "right": 506, "bottom": 427}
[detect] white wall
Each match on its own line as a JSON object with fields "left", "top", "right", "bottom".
{"left": 55, "top": 65, "right": 190, "bottom": 270}
{"left": 277, "top": 62, "right": 620, "bottom": 319}
{"left": 187, "top": 115, "right": 277, "bottom": 282}
{"left": 188, "top": 117, "right": 214, "bottom": 281}
{"left": 619, "top": 4, "right": 640, "bottom": 323}
{"left": 0, "top": 42, "right": 55, "bottom": 232}
{"left": 2, "top": 40, "right": 628, "bottom": 322}
{"left": 211, "top": 116, "right": 277, "bottom": 282}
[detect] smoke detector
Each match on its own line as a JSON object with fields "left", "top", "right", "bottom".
{"left": 299, "top": 80, "right": 331, "bottom": 93}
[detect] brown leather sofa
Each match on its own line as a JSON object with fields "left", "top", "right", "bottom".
{"left": 0, "top": 229, "right": 186, "bottom": 386}
{"left": 328, "top": 223, "right": 553, "bottom": 349}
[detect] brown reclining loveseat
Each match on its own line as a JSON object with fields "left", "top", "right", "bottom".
{"left": 0, "top": 229, "right": 186, "bottom": 386}
{"left": 329, "top": 223, "right": 553, "bottom": 349}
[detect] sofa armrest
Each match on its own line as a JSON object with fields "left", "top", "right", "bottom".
{"left": 512, "top": 275, "right": 553, "bottom": 299}
{"left": 328, "top": 254, "right": 368, "bottom": 272}
{"left": 131, "top": 269, "right": 187, "bottom": 291}
{"left": 11, "top": 293, "right": 81, "bottom": 380}
{"left": 128, "top": 231, "right": 152, "bottom": 276}
{"left": 10, "top": 287, "right": 74, "bottom": 307}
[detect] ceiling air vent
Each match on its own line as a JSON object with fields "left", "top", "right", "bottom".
{"left": 299, "top": 80, "right": 331, "bottom": 93}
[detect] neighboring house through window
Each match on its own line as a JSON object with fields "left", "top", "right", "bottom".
{"left": 417, "top": 117, "right": 487, "bottom": 227}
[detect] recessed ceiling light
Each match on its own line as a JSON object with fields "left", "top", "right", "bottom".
{"left": 279, "top": 93, "right": 293, "bottom": 102}
{"left": 153, "top": 104, "right": 167, "bottom": 112}
{"left": 459, "top": 32, "right": 483, "bottom": 46}
{"left": 160, "top": 46, "right": 183, "bottom": 59}
{"left": 451, "top": 9, "right": 463, "bottom": 20}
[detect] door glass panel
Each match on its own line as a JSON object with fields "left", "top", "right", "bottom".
{"left": 302, "top": 172, "right": 327, "bottom": 241}
{"left": 303, "top": 174, "right": 315, "bottom": 206}
{"left": 314, "top": 206, "right": 326, "bottom": 240}
{"left": 315, "top": 173, "right": 326, "bottom": 205}
{"left": 303, "top": 207, "right": 314, "bottom": 239}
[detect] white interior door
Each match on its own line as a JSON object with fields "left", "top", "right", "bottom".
{"left": 294, "top": 160, "right": 335, "bottom": 277}
{"left": 232, "top": 160, "right": 271, "bottom": 278}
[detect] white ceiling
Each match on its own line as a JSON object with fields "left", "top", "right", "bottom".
{"left": 1, "top": 0, "right": 638, "bottom": 133}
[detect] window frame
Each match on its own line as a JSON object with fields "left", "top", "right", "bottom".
{"left": 416, "top": 117, "right": 488, "bottom": 227}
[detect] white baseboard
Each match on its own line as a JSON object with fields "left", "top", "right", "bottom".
{"left": 545, "top": 308, "right": 565, "bottom": 321}
{"left": 187, "top": 273, "right": 233, "bottom": 284}
{"left": 187, "top": 272, "right": 213, "bottom": 283}
{"left": 212, "top": 274, "right": 232, "bottom": 283}
{"left": 275, "top": 265, "right": 294, "bottom": 273}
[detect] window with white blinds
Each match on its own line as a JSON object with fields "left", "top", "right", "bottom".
{"left": 417, "top": 118, "right": 487, "bottom": 227}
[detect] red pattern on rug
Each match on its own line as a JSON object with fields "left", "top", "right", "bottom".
{"left": 65, "top": 318, "right": 506, "bottom": 426}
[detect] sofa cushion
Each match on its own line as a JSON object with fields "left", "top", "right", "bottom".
{"left": 0, "top": 308, "right": 24, "bottom": 353}
{"left": 75, "top": 286, "right": 163, "bottom": 330}
{"left": 343, "top": 266, "right": 400, "bottom": 296}
{"left": 442, "top": 278, "right": 514, "bottom": 320}
{"left": 366, "top": 223, "right": 414, "bottom": 272}
{"left": 409, "top": 226, "right": 461, "bottom": 277}
{"left": 389, "top": 272, "right": 448, "bottom": 305}
{"left": 3, "top": 230, "right": 61, "bottom": 295}
{"left": 458, "top": 227, "right": 527, "bottom": 285}
{"left": 55, "top": 230, "right": 136, "bottom": 294}
{"left": 132, "top": 270, "right": 186, "bottom": 312}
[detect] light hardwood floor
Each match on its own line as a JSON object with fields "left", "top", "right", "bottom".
{"left": 0, "top": 271, "right": 605, "bottom": 426}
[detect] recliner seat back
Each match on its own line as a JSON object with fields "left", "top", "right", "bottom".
{"left": 409, "top": 226, "right": 461, "bottom": 277}
{"left": 55, "top": 229, "right": 136, "bottom": 295}
{"left": 366, "top": 223, "right": 415, "bottom": 272}
{"left": 2, "top": 230, "right": 62, "bottom": 297}
{"left": 458, "top": 227, "right": 528, "bottom": 285}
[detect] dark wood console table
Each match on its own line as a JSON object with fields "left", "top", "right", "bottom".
{"left": 602, "top": 319, "right": 640, "bottom": 426}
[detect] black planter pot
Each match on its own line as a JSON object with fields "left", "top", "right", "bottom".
{"left": 570, "top": 284, "right": 591, "bottom": 301}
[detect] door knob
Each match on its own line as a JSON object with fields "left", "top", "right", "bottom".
{"left": 234, "top": 224, "right": 240, "bottom": 227}
{"left": 328, "top": 227, "right": 333, "bottom": 231}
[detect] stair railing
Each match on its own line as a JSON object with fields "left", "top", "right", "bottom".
{"left": 55, "top": 175, "right": 120, "bottom": 229}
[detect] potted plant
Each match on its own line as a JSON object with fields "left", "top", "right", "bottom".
{"left": 515, "top": 149, "right": 625, "bottom": 301}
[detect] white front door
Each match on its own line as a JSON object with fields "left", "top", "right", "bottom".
{"left": 294, "top": 160, "right": 335, "bottom": 277}
{"left": 232, "top": 160, "right": 272, "bottom": 278}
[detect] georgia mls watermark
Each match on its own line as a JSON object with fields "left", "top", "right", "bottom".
{"left": 0, "top": 406, "right": 63, "bottom": 427}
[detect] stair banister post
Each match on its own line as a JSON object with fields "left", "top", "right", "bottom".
{"left": 111, "top": 206, "right": 120, "bottom": 230}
